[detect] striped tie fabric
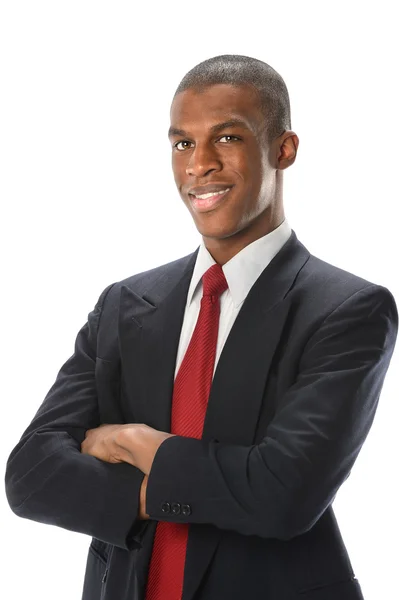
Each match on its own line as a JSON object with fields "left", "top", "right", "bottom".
{"left": 145, "top": 263, "right": 228, "bottom": 600}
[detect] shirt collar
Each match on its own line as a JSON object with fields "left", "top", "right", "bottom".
{"left": 186, "top": 219, "right": 292, "bottom": 308}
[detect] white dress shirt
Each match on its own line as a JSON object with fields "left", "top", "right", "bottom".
{"left": 174, "top": 219, "right": 292, "bottom": 378}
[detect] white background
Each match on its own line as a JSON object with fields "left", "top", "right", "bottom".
{"left": 1, "top": 1, "right": 398, "bottom": 598}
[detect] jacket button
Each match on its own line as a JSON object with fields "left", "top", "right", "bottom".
{"left": 182, "top": 504, "right": 191, "bottom": 516}
{"left": 171, "top": 503, "right": 181, "bottom": 515}
{"left": 161, "top": 502, "right": 171, "bottom": 514}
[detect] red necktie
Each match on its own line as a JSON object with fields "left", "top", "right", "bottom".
{"left": 145, "top": 263, "right": 228, "bottom": 600}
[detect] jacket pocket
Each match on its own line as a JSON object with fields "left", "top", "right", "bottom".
{"left": 89, "top": 538, "right": 109, "bottom": 565}
{"left": 81, "top": 539, "right": 112, "bottom": 600}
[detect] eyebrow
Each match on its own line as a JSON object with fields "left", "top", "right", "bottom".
{"left": 168, "top": 118, "right": 252, "bottom": 139}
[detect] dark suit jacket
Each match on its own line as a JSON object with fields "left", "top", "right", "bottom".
{"left": 5, "top": 231, "right": 398, "bottom": 600}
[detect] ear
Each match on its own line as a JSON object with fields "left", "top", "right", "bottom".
{"left": 276, "top": 131, "right": 299, "bottom": 170}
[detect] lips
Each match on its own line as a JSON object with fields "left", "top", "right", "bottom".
{"left": 189, "top": 187, "right": 232, "bottom": 212}
{"left": 188, "top": 184, "right": 234, "bottom": 196}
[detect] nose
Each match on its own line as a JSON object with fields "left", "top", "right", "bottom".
{"left": 185, "top": 143, "right": 222, "bottom": 178}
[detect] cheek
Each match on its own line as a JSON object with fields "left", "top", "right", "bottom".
{"left": 171, "top": 154, "right": 185, "bottom": 175}
{"left": 172, "top": 163, "right": 183, "bottom": 187}
{"left": 231, "top": 151, "right": 261, "bottom": 187}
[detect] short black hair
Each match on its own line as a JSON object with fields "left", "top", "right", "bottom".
{"left": 173, "top": 54, "right": 291, "bottom": 142}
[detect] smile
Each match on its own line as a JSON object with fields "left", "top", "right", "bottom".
{"left": 189, "top": 187, "right": 232, "bottom": 212}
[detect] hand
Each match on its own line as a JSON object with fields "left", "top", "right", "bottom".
{"left": 81, "top": 423, "right": 176, "bottom": 476}
{"left": 116, "top": 423, "right": 176, "bottom": 475}
{"left": 81, "top": 424, "right": 133, "bottom": 464}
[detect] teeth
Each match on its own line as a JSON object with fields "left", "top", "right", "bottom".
{"left": 194, "top": 188, "right": 230, "bottom": 199}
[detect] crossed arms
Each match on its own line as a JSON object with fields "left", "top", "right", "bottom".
{"left": 80, "top": 422, "right": 176, "bottom": 519}
{"left": 5, "top": 283, "right": 398, "bottom": 550}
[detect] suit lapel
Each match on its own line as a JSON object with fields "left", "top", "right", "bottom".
{"left": 203, "top": 230, "right": 310, "bottom": 444}
{"left": 118, "top": 250, "right": 199, "bottom": 431}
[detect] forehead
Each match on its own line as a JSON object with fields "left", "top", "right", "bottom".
{"left": 170, "top": 83, "right": 263, "bottom": 133}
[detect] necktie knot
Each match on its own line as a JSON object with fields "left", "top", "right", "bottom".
{"left": 202, "top": 264, "right": 228, "bottom": 301}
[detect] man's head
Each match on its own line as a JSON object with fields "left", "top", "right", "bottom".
{"left": 169, "top": 54, "right": 299, "bottom": 263}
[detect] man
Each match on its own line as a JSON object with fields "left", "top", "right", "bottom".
{"left": 5, "top": 54, "right": 398, "bottom": 600}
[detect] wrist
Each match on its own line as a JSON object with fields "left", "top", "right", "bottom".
{"left": 139, "top": 475, "right": 150, "bottom": 519}
{"left": 114, "top": 425, "right": 137, "bottom": 466}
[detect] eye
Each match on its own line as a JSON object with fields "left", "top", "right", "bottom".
{"left": 173, "top": 135, "right": 240, "bottom": 151}
{"left": 174, "top": 140, "right": 194, "bottom": 151}
{"left": 218, "top": 135, "right": 240, "bottom": 143}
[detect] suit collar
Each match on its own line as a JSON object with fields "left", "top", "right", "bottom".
{"left": 126, "top": 228, "right": 309, "bottom": 322}
{"left": 185, "top": 219, "right": 292, "bottom": 309}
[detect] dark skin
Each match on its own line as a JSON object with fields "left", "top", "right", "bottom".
{"left": 81, "top": 83, "right": 299, "bottom": 518}
{"left": 170, "top": 83, "right": 299, "bottom": 264}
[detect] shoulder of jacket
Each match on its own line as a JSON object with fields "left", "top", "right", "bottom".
{"left": 292, "top": 250, "right": 397, "bottom": 319}
{"left": 303, "top": 252, "right": 378, "bottom": 291}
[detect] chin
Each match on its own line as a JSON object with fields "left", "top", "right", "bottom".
{"left": 196, "top": 221, "right": 241, "bottom": 241}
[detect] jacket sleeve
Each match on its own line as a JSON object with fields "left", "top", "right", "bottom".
{"left": 4, "top": 284, "right": 147, "bottom": 550}
{"left": 145, "top": 284, "right": 398, "bottom": 540}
